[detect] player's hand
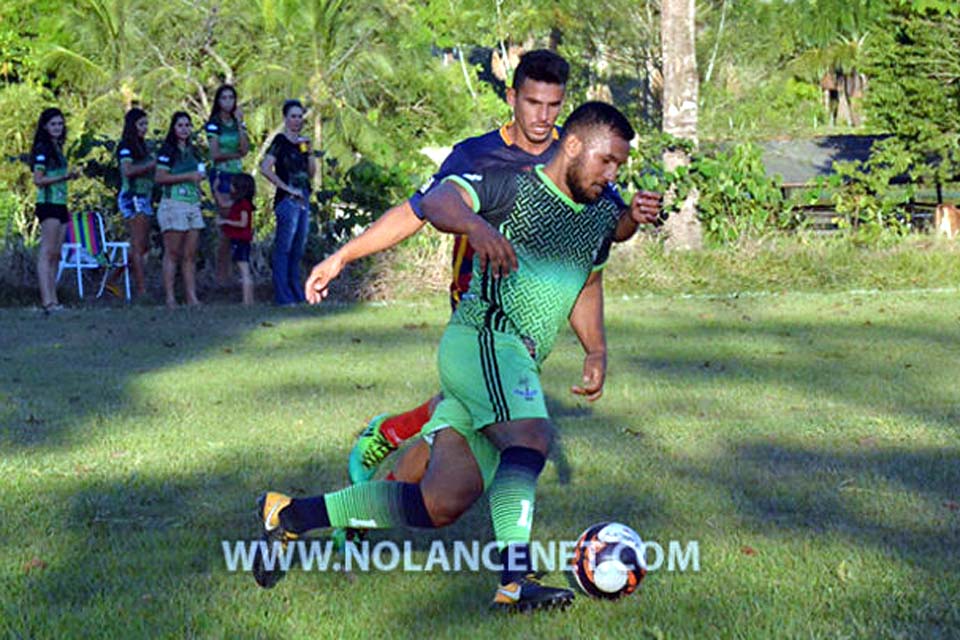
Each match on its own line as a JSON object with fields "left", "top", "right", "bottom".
{"left": 629, "top": 190, "right": 661, "bottom": 225}
{"left": 467, "top": 218, "right": 517, "bottom": 278}
{"left": 305, "top": 252, "right": 345, "bottom": 303}
{"left": 571, "top": 350, "right": 607, "bottom": 402}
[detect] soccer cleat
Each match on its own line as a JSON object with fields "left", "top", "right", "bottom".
{"left": 347, "top": 414, "right": 397, "bottom": 484}
{"left": 252, "top": 492, "right": 299, "bottom": 589}
{"left": 490, "top": 575, "right": 575, "bottom": 612}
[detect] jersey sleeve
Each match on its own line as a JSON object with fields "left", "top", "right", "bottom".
{"left": 442, "top": 169, "right": 517, "bottom": 228}
{"left": 31, "top": 144, "right": 49, "bottom": 172}
{"left": 408, "top": 143, "right": 476, "bottom": 219}
{"left": 118, "top": 145, "right": 133, "bottom": 166}
{"left": 265, "top": 134, "right": 284, "bottom": 159}
{"left": 156, "top": 145, "right": 173, "bottom": 171}
{"left": 205, "top": 121, "right": 221, "bottom": 141}
{"left": 592, "top": 235, "right": 614, "bottom": 271}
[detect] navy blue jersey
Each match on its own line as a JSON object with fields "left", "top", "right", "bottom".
{"left": 410, "top": 123, "right": 625, "bottom": 310}
{"left": 409, "top": 124, "right": 561, "bottom": 219}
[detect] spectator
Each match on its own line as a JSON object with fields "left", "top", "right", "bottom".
{"left": 259, "top": 99, "right": 315, "bottom": 305}
{"left": 31, "top": 107, "right": 79, "bottom": 313}
{"left": 216, "top": 172, "right": 256, "bottom": 305}
{"left": 205, "top": 85, "right": 250, "bottom": 286}
{"left": 155, "top": 112, "right": 205, "bottom": 309}
{"left": 117, "top": 107, "right": 157, "bottom": 298}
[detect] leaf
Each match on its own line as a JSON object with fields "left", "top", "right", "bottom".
{"left": 835, "top": 560, "right": 851, "bottom": 584}
{"left": 23, "top": 557, "right": 47, "bottom": 574}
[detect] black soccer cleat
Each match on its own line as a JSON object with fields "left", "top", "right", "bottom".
{"left": 252, "top": 492, "right": 299, "bottom": 589}
{"left": 490, "top": 575, "right": 575, "bottom": 612}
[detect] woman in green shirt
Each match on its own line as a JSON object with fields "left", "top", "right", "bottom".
{"left": 31, "top": 107, "right": 79, "bottom": 312}
{"left": 206, "top": 85, "right": 250, "bottom": 285}
{"left": 117, "top": 107, "right": 156, "bottom": 297}
{"left": 155, "top": 112, "right": 205, "bottom": 309}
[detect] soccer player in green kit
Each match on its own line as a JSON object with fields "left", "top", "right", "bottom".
{"left": 254, "top": 102, "right": 649, "bottom": 611}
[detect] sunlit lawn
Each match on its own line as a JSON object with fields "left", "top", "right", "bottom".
{"left": 2, "top": 289, "right": 959, "bottom": 638}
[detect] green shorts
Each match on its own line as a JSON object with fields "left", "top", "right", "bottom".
{"left": 421, "top": 323, "right": 548, "bottom": 489}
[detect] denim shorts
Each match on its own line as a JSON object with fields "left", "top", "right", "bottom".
{"left": 230, "top": 240, "right": 251, "bottom": 263}
{"left": 208, "top": 170, "right": 235, "bottom": 195}
{"left": 118, "top": 192, "right": 154, "bottom": 219}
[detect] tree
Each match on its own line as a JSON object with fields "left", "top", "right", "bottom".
{"left": 660, "top": 0, "right": 701, "bottom": 251}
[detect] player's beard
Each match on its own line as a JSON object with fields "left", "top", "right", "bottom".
{"left": 565, "top": 161, "right": 602, "bottom": 204}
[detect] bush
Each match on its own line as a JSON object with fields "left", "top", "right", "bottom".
{"left": 627, "top": 132, "right": 792, "bottom": 246}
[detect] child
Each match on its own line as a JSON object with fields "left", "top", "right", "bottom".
{"left": 217, "top": 173, "right": 256, "bottom": 305}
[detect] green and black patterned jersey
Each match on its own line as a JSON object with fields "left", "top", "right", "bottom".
{"left": 118, "top": 142, "right": 154, "bottom": 196}
{"left": 157, "top": 144, "right": 201, "bottom": 204}
{"left": 32, "top": 142, "right": 68, "bottom": 205}
{"left": 445, "top": 166, "right": 621, "bottom": 366}
{"left": 205, "top": 118, "right": 243, "bottom": 174}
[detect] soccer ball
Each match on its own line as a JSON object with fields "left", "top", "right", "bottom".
{"left": 570, "top": 522, "right": 646, "bottom": 599}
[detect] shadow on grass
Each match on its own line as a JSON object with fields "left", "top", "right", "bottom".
{"left": 5, "top": 296, "right": 960, "bottom": 636}
{"left": 0, "top": 302, "right": 446, "bottom": 452}
{"left": 689, "top": 441, "right": 960, "bottom": 567}
{"left": 2, "top": 442, "right": 662, "bottom": 638}
{"left": 613, "top": 305, "right": 960, "bottom": 435}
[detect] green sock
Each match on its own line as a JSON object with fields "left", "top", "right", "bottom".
{"left": 488, "top": 447, "right": 547, "bottom": 550}
{"left": 322, "top": 481, "right": 434, "bottom": 529}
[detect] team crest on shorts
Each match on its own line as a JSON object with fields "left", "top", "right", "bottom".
{"left": 513, "top": 376, "right": 539, "bottom": 401}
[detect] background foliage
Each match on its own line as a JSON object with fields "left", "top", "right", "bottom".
{"left": 0, "top": 0, "right": 958, "bottom": 259}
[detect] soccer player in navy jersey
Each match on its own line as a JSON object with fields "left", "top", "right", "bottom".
{"left": 304, "top": 50, "right": 659, "bottom": 489}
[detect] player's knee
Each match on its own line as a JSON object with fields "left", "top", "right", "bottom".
{"left": 531, "top": 420, "right": 556, "bottom": 453}
{"left": 513, "top": 419, "right": 555, "bottom": 455}
{"left": 423, "top": 485, "right": 479, "bottom": 527}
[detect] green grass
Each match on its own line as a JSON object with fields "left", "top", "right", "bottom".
{"left": 2, "top": 290, "right": 959, "bottom": 639}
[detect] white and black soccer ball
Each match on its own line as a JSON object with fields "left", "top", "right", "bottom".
{"left": 570, "top": 522, "right": 646, "bottom": 599}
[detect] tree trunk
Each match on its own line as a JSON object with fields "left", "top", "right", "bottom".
{"left": 587, "top": 43, "right": 613, "bottom": 103}
{"left": 660, "top": 0, "right": 702, "bottom": 251}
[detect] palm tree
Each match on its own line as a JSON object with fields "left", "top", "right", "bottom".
{"left": 41, "top": 0, "right": 147, "bottom": 116}
{"left": 660, "top": 0, "right": 702, "bottom": 251}
{"left": 786, "top": 0, "right": 888, "bottom": 128}
{"left": 236, "top": 0, "right": 403, "bottom": 177}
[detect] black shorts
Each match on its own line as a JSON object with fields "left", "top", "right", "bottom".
{"left": 36, "top": 203, "right": 68, "bottom": 223}
{"left": 230, "top": 240, "right": 251, "bottom": 263}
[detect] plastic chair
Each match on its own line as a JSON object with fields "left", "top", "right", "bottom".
{"left": 56, "top": 211, "right": 131, "bottom": 300}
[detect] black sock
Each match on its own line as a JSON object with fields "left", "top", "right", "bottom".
{"left": 279, "top": 496, "right": 328, "bottom": 534}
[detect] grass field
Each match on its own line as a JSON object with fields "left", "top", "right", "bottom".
{"left": 2, "top": 288, "right": 959, "bottom": 639}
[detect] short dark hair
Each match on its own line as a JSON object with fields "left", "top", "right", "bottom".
{"left": 512, "top": 49, "right": 569, "bottom": 90}
{"left": 282, "top": 99, "right": 304, "bottom": 116}
{"left": 561, "top": 101, "right": 635, "bottom": 145}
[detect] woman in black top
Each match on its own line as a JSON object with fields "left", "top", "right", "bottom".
{"left": 259, "top": 99, "right": 316, "bottom": 305}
